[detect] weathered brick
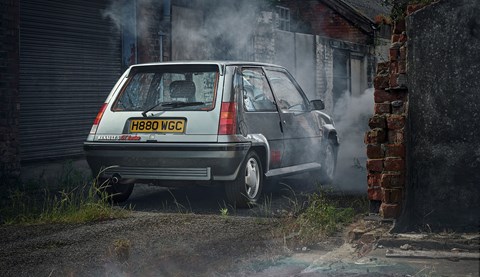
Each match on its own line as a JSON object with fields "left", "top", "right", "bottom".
{"left": 383, "top": 188, "right": 403, "bottom": 203}
{"left": 374, "top": 74, "right": 390, "bottom": 89}
{"left": 368, "top": 115, "right": 386, "bottom": 129}
{"left": 386, "top": 114, "right": 406, "bottom": 130}
{"left": 391, "top": 34, "right": 400, "bottom": 43}
{"left": 397, "top": 73, "right": 407, "bottom": 87}
{"left": 388, "top": 129, "right": 405, "bottom": 144}
{"left": 393, "top": 19, "right": 406, "bottom": 34}
{"left": 399, "top": 45, "right": 407, "bottom": 60}
{"left": 376, "top": 62, "right": 389, "bottom": 74}
{"left": 366, "top": 159, "right": 383, "bottom": 172}
{"left": 366, "top": 144, "right": 384, "bottom": 159}
{"left": 389, "top": 73, "right": 398, "bottom": 88}
{"left": 407, "top": 4, "right": 427, "bottom": 15}
{"left": 381, "top": 173, "right": 405, "bottom": 188}
{"left": 374, "top": 103, "right": 391, "bottom": 115}
{"left": 368, "top": 187, "right": 383, "bottom": 201}
{"left": 384, "top": 157, "right": 405, "bottom": 171}
{"left": 367, "top": 173, "right": 381, "bottom": 188}
{"left": 389, "top": 61, "right": 398, "bottom": 75}
{"left": 391, "top": 100, "right": 406, "bottom": 114}
{"left": 365, "top": 128, "right": 387, "bottom": 144}
{"left": 398, "top": 60, "right": 406, "bottom": 74}
{"left": 374, "top": 89, "right": 407, "bottom": 103}
{"left": 380, "top": 203, "right": 401, "bottom": 218}
{"left": 389, "top": 47, "right": 398, "bottom": 61}
{"left": 384, "top": 144, "right": 405, "bottom": 158}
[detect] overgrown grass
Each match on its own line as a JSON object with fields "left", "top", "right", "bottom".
{"left": 282, "top": 186, "right": 368, "bottom": 244}
{"left": 0, "top": 164, "right": 130, "bottom": 225}
{"left": 296, "top": 191, "right": 355, "bottom": 236}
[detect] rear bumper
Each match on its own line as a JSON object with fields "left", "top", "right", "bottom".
{"left": 83, "top": 142, "right": 250, "bottom": 181}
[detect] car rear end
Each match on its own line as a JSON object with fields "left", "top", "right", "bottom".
{"left": 84, "top": 62, "right": 249, "bottom": 186}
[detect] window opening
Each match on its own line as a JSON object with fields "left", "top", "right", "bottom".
{"left": 276, "top": 6, "right": 290, "bottom": 31}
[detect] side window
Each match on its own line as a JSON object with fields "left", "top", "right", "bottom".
{"left": 265, "top": 69, "right": 308, "bottom": 112}
{"left": 241, "top": 68, "right": 277, "bottom": 112}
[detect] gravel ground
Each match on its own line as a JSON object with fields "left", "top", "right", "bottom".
{"left": 0, "top": 178, "right": 353, "bottom": 276}
{"left": 0, "top": 211, "right": 301, "bottom": 276}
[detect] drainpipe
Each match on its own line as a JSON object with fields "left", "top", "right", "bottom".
{"left": 158, "top": 32, "right": 166, "bottom": 62}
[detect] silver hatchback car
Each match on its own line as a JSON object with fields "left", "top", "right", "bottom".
{"left": 84, "top": 61, "right": 338, "bottom": 207}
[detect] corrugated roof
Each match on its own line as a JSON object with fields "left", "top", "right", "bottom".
{"left": 340, "top": 0, "right": 391, "bottom": 21}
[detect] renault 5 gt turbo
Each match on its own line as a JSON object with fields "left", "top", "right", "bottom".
{"left": 84, "top": 61, "right": 338, "bottom": 207}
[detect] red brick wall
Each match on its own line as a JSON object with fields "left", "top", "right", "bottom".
{"left": 137, "top": 0, "right": 162, "bottom": 63}
{"left": 280, "top": 0, "right": 371, "bottom": 44}
{"left": 365, "top": 5, "right": 426, "bottom": 219}
{"left": 0, "top": 0, "right": 20, "bottom": 183}
{"left": 365, "top": 17, "right": 408, "bottom": 218}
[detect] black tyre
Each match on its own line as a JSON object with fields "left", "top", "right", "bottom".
{"left": 225, "top": 151, "right": 264, "bottom": 208}
{"left": 96, "top": 178, "right": 134, "bottom": 203}
{"left": 315, "top": 140, "right": 338, "bottom": 185}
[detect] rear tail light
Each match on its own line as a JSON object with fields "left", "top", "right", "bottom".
{"left": 218, "top": 102, "right": 237, "bottom": 135}
{"left": 89, "top": 103, "right": 107, "bottom": 135}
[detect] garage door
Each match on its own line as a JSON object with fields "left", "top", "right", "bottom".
{"left": 19, "top": 0, "right": 122, "bottom": 162}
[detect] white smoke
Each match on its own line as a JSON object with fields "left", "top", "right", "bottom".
{"left": 102, "top": 0, "right": 155, "bottom": 38}
{"left": 334, "top": 88, "right": 374, "bottom": 193}
{"left": 171, "top": 0, "right": 261, "bottom": 60}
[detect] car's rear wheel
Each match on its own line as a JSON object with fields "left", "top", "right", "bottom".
{"left": 225, "top": 151, "right": 263, "bottom": 208}
{"left": 314, "top": 140, "right": 338, "bottom": 185}
{"left": 95, "top": 178, "right": 134, "bottom": 203}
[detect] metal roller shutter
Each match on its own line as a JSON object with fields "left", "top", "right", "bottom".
{"left": 19, "top": 0, "right": 121, "bottom": 162}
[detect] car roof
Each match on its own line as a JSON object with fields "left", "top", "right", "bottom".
{"left": 129, "top": 60, "right": 285, "bottom": 69}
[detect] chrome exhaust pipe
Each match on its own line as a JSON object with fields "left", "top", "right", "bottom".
{"left": 111, "top": 173, "right": 121, "bottom": 184}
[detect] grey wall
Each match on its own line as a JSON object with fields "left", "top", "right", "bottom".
{"left": 402, "top": 0, "right": 480, "bottom": 231}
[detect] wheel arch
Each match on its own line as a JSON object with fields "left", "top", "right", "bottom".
{"left": 245, "top": 134, "right": 270, "bottom": 173}
{"left": 323, "top": 124, "right": 339, "bottom": 146}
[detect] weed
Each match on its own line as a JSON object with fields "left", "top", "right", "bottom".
{"left": 220, "top": 207, "right": 229, "bottom": 217}
{"left": 258, "top": 194, "right": 274, "bottom": 217}
{"left": 382, "top": 0, "right": 438, "bottom": 21}
{"left": 280, "top": 188, "right": 359, "bottom": 244}
{"left": 280, "top": 184, "right": 306, "bottom": 217}
{"left": 0, "top": 165, "right": 130, "bottom": 225}
{"left": 166, "top": 189, "right": 191, "bottom": 214}
{"left": 111, "top": 238, "right": 132, "bottom": 263}
{"left": 299, "top": 191, "right": 355, "bottom": 236}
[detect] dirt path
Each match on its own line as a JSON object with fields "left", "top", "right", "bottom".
{"left": 0, "top": 211, "right": 304, "bottom": 276}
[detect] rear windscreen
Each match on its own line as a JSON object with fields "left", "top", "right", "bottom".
{"left": 113, "top": 65, "right": 219, "bottom": 112}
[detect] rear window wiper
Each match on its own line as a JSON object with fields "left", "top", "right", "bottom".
{"left": 142, "top": 101, "right": 205, "bottom": 117}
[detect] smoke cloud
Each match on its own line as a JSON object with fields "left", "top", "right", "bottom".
{"left": 171, "top": 0, "right": 261, "bottom": 61}
{"left": 102, "top": 0, "right": 155, "bottom": 38}
{"left": 333, "top": 88, "right": 374, "bottom": 193}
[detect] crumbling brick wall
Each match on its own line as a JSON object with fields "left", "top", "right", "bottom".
{"left": 365, "top": 12, "right": 410, "bottom": 219}
{"left": 0, "top": 0, "right": 20, "bottom": 184}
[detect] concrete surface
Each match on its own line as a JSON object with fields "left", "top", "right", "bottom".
{"left": 251, "top": 221, "right": 480, "bottom": 277}
{"left": 403, "top": 0, "right": 480, "bottom": 231}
